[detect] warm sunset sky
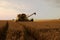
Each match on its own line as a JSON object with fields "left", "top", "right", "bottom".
{"left": 0, "top": 0, "right": 60, "bottom": 20}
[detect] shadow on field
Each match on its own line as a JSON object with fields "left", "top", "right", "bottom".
{"left": 0, "top": 22, "right": 9, "bottom": 40}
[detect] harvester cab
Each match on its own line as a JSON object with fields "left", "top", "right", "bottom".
{"left": 16, "top": 12, "right": 36, "bottom": 22}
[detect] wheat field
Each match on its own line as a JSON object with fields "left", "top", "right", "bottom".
{"left": 0, "top": 20, "right": 60, "bottom": 40}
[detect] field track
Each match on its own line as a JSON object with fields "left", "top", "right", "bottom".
{"left": 0, "top": 20, "right": 60, "bottom": 40}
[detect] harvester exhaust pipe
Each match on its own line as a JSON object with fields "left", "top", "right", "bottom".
{"left": 27, "top": 12, "right": 36, "bottom": 17}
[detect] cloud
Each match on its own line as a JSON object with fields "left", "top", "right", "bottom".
{"left": 0, "top": 0, "right": 60, "bottom": 20}
{"left": 0, "top": 0, "right": 32, "bottom": 20}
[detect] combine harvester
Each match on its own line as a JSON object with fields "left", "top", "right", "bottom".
{"left": 16, "top": 12, "right": 36, "bottom": 22}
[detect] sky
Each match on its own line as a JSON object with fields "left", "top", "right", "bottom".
{"left": 0, "top": 0, "right": 60, "bottom": 20}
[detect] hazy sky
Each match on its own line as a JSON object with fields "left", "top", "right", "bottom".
{"left": 0, "top": 0, "right": 60, "bottom": 20}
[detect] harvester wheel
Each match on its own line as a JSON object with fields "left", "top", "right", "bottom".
{"left": 30, "top": 19, "right": 34, "bottom": 22}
